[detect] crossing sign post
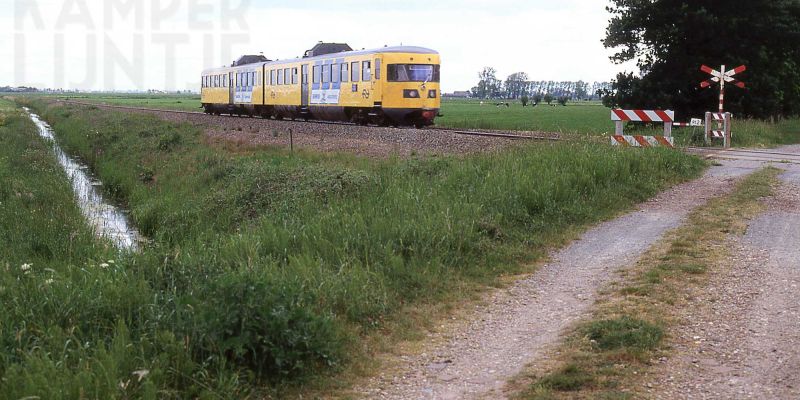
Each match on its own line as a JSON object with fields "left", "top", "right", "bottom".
{"left": 700, "top": 64, "right": 746, "bottom": 148}
{"left": 700, "top": 64, "right": 746, "bottom": 114}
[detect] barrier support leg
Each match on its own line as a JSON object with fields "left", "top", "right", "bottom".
{"left": 615, "top": 121, "right": 624, "bottom": 135}
{"left": 724, "top": 112, "right": 732, "bottom": 149}
{"left": 704, "top": 112, "right": 712, "bottom": 145}
{"left": 663, "top": 122, "right": 673, "bottom": 138}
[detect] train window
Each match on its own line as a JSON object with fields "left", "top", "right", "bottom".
{"left": 332, "top": 64, "right": 339, "bottom": 83}
{"left": 351, "top": 61, "right": 359, "bottom": 82}
{"left": 267, "top": 70, "right": 272, "bottom": 86}
{"left": 292, "top": 67, "right": 298, "bottom": 84}
{"left": 313, "top": 66, "right": 320, "bottom": 84}
{"left": 302, "top": 65, "right": 308, "bottom": 84}
{"left": 277, "top": 69, "right": 283, "bottom": 85}
{"left": 223, "top": 75, "right": 227, "bottom": 87}
{"left": 284, "top": 68, "right": 290, "bottom": 85}
{"left": 341, "top": 63, "right": 348, "bottom": 83}
{"left": 375, "top": 59, "right": 381, "bottom": 80}
{"left": 321, "top": 65, "right": 329, "bottom": 84}
{"left": 362, "top": 61, "right": 371, "bottom": 81}
{"left": 252, "top": 72, "right": 256, "bottom": 87}
{"left": 387, "top": 64, "right": 440, "bottom": 82}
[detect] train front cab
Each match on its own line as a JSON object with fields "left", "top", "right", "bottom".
{"left": 379, "top": 50, "right": 441, "bottom": 128}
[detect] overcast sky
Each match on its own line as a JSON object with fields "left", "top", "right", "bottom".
{"left": 1, "top": 0, "right": 636, "bottom": 92}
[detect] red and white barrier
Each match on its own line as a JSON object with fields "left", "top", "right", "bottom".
{"left": 612, "top": 135, "right": 675, "bottom": 148}
{"left": 611, "top": 109, "right": 675, "bottom": 147}
{"left": 611, "top": 109, "right": 675, "bottom": 123}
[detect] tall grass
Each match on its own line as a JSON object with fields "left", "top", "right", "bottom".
{"left": 5, "top": 98, "right": 706, "bottom": 397}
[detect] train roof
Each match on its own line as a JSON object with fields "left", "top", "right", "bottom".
{"left": 202, "top": 46, "right": 439, "bottom": 74}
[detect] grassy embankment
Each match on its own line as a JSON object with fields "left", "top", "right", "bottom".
{"left": 512, "top": 167, "right": 779, "bottom": 399}
{"left": 53, "top": 94, "right": 800, "bottom": 147}
{"left": 4, "top": 97, "right": 704, "bottom": 398}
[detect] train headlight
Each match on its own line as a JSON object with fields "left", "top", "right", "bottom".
{"left": 403, "top": 89, "right": 420, "bottom": 98}
{"left": 428, "top": 90, "right": 437, "bottom": 98}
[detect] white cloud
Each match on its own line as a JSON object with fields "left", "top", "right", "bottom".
{"left": 0, "top": 0, "right": 636, "bottom": 91}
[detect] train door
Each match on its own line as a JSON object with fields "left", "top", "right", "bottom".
{"left": 369, "top": 57, "right": 382, "bottom": 103}
{"left": 301, "top": 64, "right": 309, "bottom": 107}
{"left": 228, "top": 72, "right": 234, "bottom": 104}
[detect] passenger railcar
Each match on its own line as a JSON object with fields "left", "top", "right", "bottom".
{"left": 200, "top": 44, "right": 441, "bottom": 127}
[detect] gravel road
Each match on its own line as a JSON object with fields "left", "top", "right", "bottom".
{"left": 646, "top": 154, "right": 800, "bottom": 400}
{"left": 354, "top": 160, "right": 763, "bottom": 400}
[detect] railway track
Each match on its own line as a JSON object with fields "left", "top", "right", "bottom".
{"left": 58, "top": 99, "right": 559, "bottom": 141}
{"left": 49, "top": 101, "right": 800, "bottom": 158}
{"left": 686, "top": 147, "right": 800, "bottom": 164}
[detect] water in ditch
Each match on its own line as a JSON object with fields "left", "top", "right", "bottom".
{"left": 25, "top": 108, "right": 141, "bottom": 251}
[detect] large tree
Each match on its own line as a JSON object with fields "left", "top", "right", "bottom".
{"left": 471, "top": 67, "right": 503, "bottom": 99}
{"left": 504, "top": 72, "right": 529, "bottom": 99}
{"left": 604, "top": 0, "right": 800, "bottom": 119}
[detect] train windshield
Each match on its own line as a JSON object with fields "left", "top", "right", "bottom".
{"left": 387, "top": 64, "right": 440, "bottom": 82}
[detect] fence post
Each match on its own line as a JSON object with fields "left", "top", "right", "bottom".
{"left": 615, "top": 120, "right": 624, "bottom": 135}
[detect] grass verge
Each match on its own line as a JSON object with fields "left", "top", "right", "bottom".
{"left": 6, "top": 97, "right": 705, "bottom": 398}
{"left": 511, "top": 167, "right": 779, "bottom": 399}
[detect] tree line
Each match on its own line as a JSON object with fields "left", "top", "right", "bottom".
{"left": 470, "top": 67, "right": 612, "bottom": 101}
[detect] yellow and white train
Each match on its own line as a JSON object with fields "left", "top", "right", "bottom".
{"left": 201, "top": 43, "right": 441, "bottom": 127}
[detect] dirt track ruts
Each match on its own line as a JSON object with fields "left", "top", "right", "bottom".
{"left": 646, "top": 148, "right": 800, "bottom": 400}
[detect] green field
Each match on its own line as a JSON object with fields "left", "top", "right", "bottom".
{"left": 437, "top": 99, "right": 612, "bottom": 134}
{"left": 1, "top": 97, "right": 706, "bottom": 398}
{"left": 57, "top": 93, "right": 202, "bottom": 112}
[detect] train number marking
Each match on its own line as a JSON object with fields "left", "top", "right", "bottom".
{"left": 362, "top": 89, "right": 370, "bottom": 99}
